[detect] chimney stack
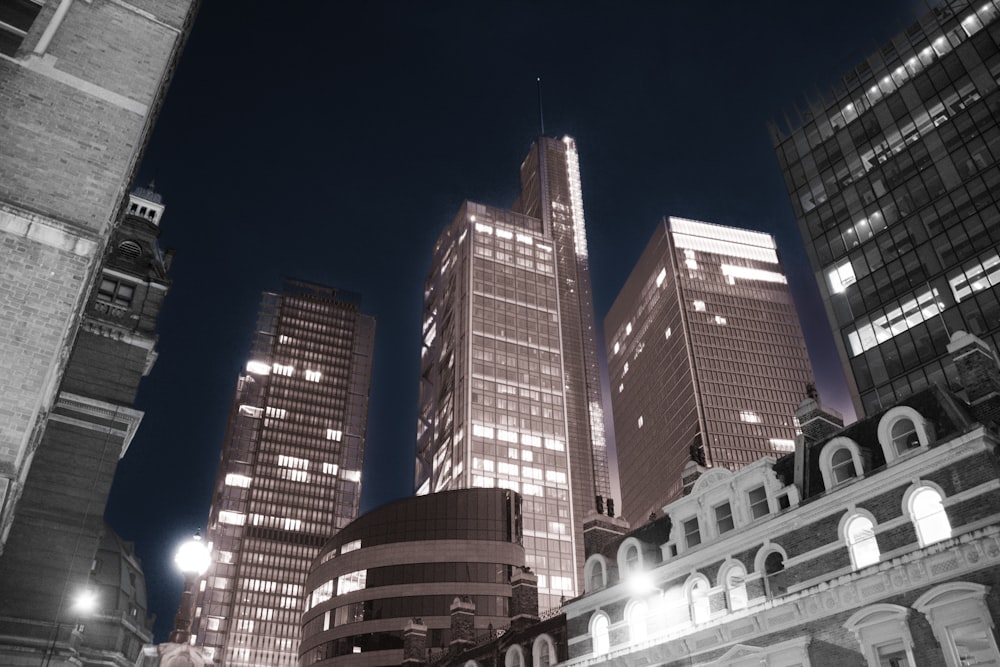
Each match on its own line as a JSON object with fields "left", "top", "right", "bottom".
{"left": 794, "top": 383, "right": 844, "bottom": 493}
{"left": 402, "top": 618, "right": 427, "bottom": 667}
{"left": 510, "top": 567, "right": 539, "bottom": 631}
{"left": 449, "top": 596, "right": 476, "bottom": 653}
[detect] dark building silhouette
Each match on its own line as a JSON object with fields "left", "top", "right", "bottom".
{"left": 417, "top": 136, "right": 612, "bottom": 609}
{"left": 773, "top": 0, "right": 1000, "bottom": 416}
{"left": 189, "top": 281, "right": 375, "bottom": 666}
{"left": 0, "top": 188, "right": 173, "bottom": 666}
{"left": 605, "top": 217, "right": 814, "bottom": 526}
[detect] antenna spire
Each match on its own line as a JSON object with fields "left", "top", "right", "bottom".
{"left": 536, "top": 76, "right": 545, "bottom": 137}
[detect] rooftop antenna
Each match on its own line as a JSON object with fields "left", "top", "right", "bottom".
{"left": 536, "top": 76, "right": 545, "bottom": 137}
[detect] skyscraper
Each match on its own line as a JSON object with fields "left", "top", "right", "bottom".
{"left": 189, "top": 281, "right": 375, "bottom": 666}
{"left": 0, "top": 0, "right": 197, "bottom": 549}
{"left": 605, "top": 217, "right": 813, "bottom": 527}
{"left": 773, "top": 0, "right": 1000, "bottom": 416}
{"left": 416, "top": 136, "right": 611, "bottom": 609}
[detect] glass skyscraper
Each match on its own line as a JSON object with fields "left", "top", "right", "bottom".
{"left": 416, "top": 136, "right": 611, "bottom": 609}
{"left": 605, "top": 217, "right": 813, "bottom": 527}
{"left": 189, "top": 280, "right": 375, "bottom": 666}
{"left": 774, "top": 0, "right": 1000, "bottom": 416}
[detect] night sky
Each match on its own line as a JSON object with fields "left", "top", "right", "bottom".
{"left": 103, "top": 0, "right": 928, "bottom": 641}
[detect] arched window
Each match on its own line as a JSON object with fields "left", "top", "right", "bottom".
{"left": 532, "top": 634, "right": 557, "bottom": 667}
{"left": 890, "top": 418, "right": 919, "bottom": 455}
{"left": 686, "top": 575, "right": 710, "bottom": 624}
{"left": 585, "top": 556, "right": 607, "bottom": 593}
{"left": 721, "top": 562, "right": 748, "bottom": 611}
{"left": 908, "top": 486, "right": 951, "bottom": 547}
{"left": 819, "top": 437, "right": 864, "bottom": 489}
{"left": 626, "top": 598, "right": 649, "bottom": 643}
{"left": 845, "top": 514, "right": 880, "bottom": 570}
{"left": 504, "top": 645, "right": 524, "bottom": 667}
{"left": 763, "top": 551, "right": 785, "bottom": 599}
{"left": 915, "top": 582, "right": 1000, "bottom": 667}
{"left": 831, "top": 447, "right": 857, "bottom": 483}
{"left": 625, "top": 545, "right": 639, "bottom": 573}
{"left": 590, "top": 612, "right": 610, "bottom": 656}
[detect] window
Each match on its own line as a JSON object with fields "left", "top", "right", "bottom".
{"left": 762, "top": 551, "right": 785, "bottom": 599}
{"left": 504, "top": 645, "right": 524, "bottom": 667}
{"left": 0, "top": 0, "right": 42, "bottom": 57}
{"left": 890, "top": 419, "right": 919, "bottom": 455}
{"left": 748, "top": 486, "right": 769, "bottom": 519}
{"left": 721, "top": 563, "right": 748, "bottom": 611}
{"left": 683, "top": 517, "right": 701, "bottom": 548}
{"left": 845, "top": 514, "right": 880, "bottom": 570}
{"left": 625, "top": 545, "right": 639, "bottom": 573}
{"left": 877, "top": 407, "right": 931, "bottom": 462}
{"left": 831, "top": 448, "right": 857, "bottom": 482}
{"left": 97, "top": 278, "right": 135, "bottom": 308}
{"left": 906, "top": 486, "right": 951, "bottom": 547}
{"left": 687, "top": 576, "right": 710, "bottom": 624}
{"left": 715, "top": 502, "right": 735, "bottom": 534}
{"left": 916, "top": 583, "right": 1000, "bottom": 667}
{"left": 590, "top": 612, "right": 610, "bottom": 655}
{"left": 626, "top": 598, "right": 649, "bottom": 643}
{"left": 585, "top": 557, "right": 606, "bottom": 592}
{"left": 532, "top": 634, "right": 557, "bottom": 667}
{"left": 845, "top": 604, "right": 917, "bottom": 667}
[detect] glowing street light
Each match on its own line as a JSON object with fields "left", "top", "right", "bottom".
{"left": 169, "top": 531, "right": 211, "bottom": 644}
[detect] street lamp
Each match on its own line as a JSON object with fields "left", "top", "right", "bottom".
{"left": 42, "top": 587, "right": 97, "bottom": 666}
{"left": 169, "top": 531, "right": 211, "bottom": 644}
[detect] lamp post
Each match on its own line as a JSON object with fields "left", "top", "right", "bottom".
{"left": 41, "top": 588, "right": 98, "bottom": 666}
{"left": 169, "top": 531, "right": 211, "bottom": 645}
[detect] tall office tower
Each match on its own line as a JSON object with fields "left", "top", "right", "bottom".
{"left": 190, "top": 281, "right": 375, "bottom": 666}
{"left": 416, "top": 136, "right": 611, "bottom": 610}
{"left": 773, "top": 0, "right": 1000, "bottom": 416}
{"left": 605, "top": 217, "right": 814, "bottom": 527}
{"left": 0, "top": 189, "right": 172, "bottom": 666}
{"left": 0, "top": 0, "right": 197, "bottom": 548}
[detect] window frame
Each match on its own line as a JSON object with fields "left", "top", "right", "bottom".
{"left": 532, "top": 634, "right": 557, "bottom": 667}
{"left": 715, "top": 501, "right": 735, "bottom": 535}
{"left": 904, "top": 483, "right": 952, "bottom": 548}
{"left": 589, "top": 611, "right": 611, "bottom": 656}
{"left": 914, "top": 582, "right": 1000, "bottom": 667}
{"left": 819, "top": 437, "right": 864, "bottom": 489}
{"left": 842, "top": 511, "right": 881, "bottom": 570}
{"left": 747, "top": 486, "right": 770, "bottom": 519}
{"left": 844, "top": 604, "right": 917, "bottom": 667}
{"left": 877, "top": 406, "right": 932, "bottom": 463}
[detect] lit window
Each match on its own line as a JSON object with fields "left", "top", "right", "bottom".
{"left": 846, "top": 287, "right": 942, "bottom": 356}
{"left": 613, "top": 341, "right": 620, "bottom": 354}
{"left": 714, "top": 315, "right": 727, "bottom": 325}
{"left": 543, "top": 438, "right": 564, "bottom": 451}
{"left": 224, "top": 473, "right": 252, "bottom": 488}
{"left": 637, "top": 415, "right": 643, "bottom": 428}
{"left": 686, "top": 258, "right": 698, "bottom": 270}
{"left": 715, "top": 502, "right": 734, "bottom": 534}
{"left": 336, "top": 570, "right": 367, "bottom": 595}
{"left": 739, "top": 410, "right": 760, "bottom": 423}
{"left": 769, "top": 438, "right": 795, "bottom": 453}
{"left": 693, "top": 300, "right": 706, "bottom": 312}
{"left": 626, "top": 599, "right": 649, "bottom": 643}
{"left": 655, "top": 268, "right": 667, "bottom": 287}
{"left": 723, "top": 563, "right": 748, "bottom": 611}
{"left": 721, "top": 264, "right": 787, "bottom": 284}
{"left": 265, "top": 406, "right": 286, "bottom": 419}
{"left": 340, "top": 539, "right": 361, "bottom": 554}
{"left": 304, "top": 370, "right": 321, "bottom": 382}
{"left": 246, "top": 361, "right": 270, "bottom": 375}
{"left": 626, "top": 322, "right": 632, "bottom": 335}
{"left": 278, "top": 455, "right": 308, "bottom": 470}
{"left": 827, "top": 258, "right": 857, "bottom": 294}
{"left": 218, "top": 511, "right": 245, "bottom": 526}
{"left": 683, "top": 517, "right": 701, "bottom": 548}
{"left": 909, "top": 486, "right": 951, "bottom": 547}
{"left": 322, "top": 462, "right": 338, "bottom": 475}
{"left": 623, "top": 362, "right": 629, "bottom": 375}
{"left": 97, "top": 278, "right": 135, "bottom": 308}
{"left": 590, "top": 613, "right": 610, "bottom": 655}
{"left": 545, "top": 470, "right": 566, "bottom": 484}
{"left": 342, "top": 469, "right": 361, "bottom": 483}
{"left": 845, "top": 514, "right": 880, "bottom": 570}
{"left": 665, "top": 327, "right": 671, "bottom": 340}
{"left": 522, "top": 483, "right": 542, "bottom": 496}
{"left": 472, "top": 424, "right": 494, "bottom": 439}
{"left": 283, "top": 518, "right": 302, "bottom": 531}
{"left": 618, "top": 383, "right": 624, "bottom": 393}
{"left": 272, "top": 363, "right": 294, "bottom": 376}
{"left": 238, "top": 405, "right": 262, "bottom": 418}
{"left": 326, "top": 429, "right": 343, "bottom": 441}
{"left": 498, "top": 461, "right": 518, "bottom": 476}
{"left": 497, "top": 429, "right": 518, "bottom": 443}
{"left": 206, "top": 617, "right": 221, "bottom": 631}
{"left": 688, "top": 577, "right": 710, "bottom": 624}
{"left": 748, "top": 486, "right": 769, "bottom": 519}
{"left": 475, "top": 222, "right": 493, "bottom": 234}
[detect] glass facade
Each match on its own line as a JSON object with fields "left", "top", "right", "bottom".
{"left": 774, "top": 0, "right": 1000, "bottom": 416}
{"left": 189, "top": 280, "right": 375, "bottom": 666}
{"left": 605, "top": 218, "right": 812, "bottom": 526}
{"left": 301, "top": 488, "right": 523, "bottom": 666}
{"left": 415, "top": 136, "right": 611, "bottom": 610}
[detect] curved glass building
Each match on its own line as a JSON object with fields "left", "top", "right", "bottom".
{"left": 300, "top": 488, "right": 524, "bottom": 666}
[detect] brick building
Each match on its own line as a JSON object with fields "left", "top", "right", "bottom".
{"left": 557, "top": 329, "right": 1000, "bottom": 666}
{"left": 0, "top": 189, "right": 174, "bottom": 666}
{"left": 0, "top": 0, "right": 197, "bottom": 549}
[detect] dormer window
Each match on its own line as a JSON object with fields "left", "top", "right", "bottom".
{"left": 877, "top": 407, "right": 932, "bottom": 463}
{"left": 819, "top": 437, "right": 864, "bottom": 489}
{"left": 831, "top": 448, "right": 857, "bottom": 483}
{"left": 625, "top": 545, "right": 639, "bottom": 574}
{"left": 97, "top": 278, "right": 134, "bottom": 308}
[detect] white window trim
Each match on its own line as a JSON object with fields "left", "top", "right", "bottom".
{"left": 914, "top": 582, "right": 1000, "bottom": 667}
{"left": 625, "top": 597, "right": 650, "bottom": 644}
{"left": 589, "top": 611, "right": 611, "bottom": 656}
{"left": 584, "top": 554, "right": 609, "bottom": 593}
{"left": 839, "top": 509, "right": 881, "bottom": 571}
{"left": 504, "top": 644, "right": 525, "bottom": 667}
{"left": 819, "top": 436, "right": 864, "bottom": 489}
{"left": 902, "top": 481, "right": 952, "bottom": 548}
{"left": 844, "top": 604, "right": 917, "bottom": 667}
{"left": 753, "top": 544, "right": 788, "bottom": 600}
{"left": 717, "top": 559, "right": 749, "bottom": 612}
{"left": 532, "top": 633, "right": 557, "bottom": 667}
{"left": 876, "top": 406, "right": 932, "bottom": 463}
{"left": 617, "top": 537, "right": 647, "bottom": 575}
{"left": 703, "top": 635, "right": 812, "bottom": 666}
{"left": 684, "top": 573, "right": 712, "bottom": 625}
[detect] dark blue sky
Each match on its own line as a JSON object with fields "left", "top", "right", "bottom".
{"left": 104, "top": 0, "right": 927, "bottom": 641}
